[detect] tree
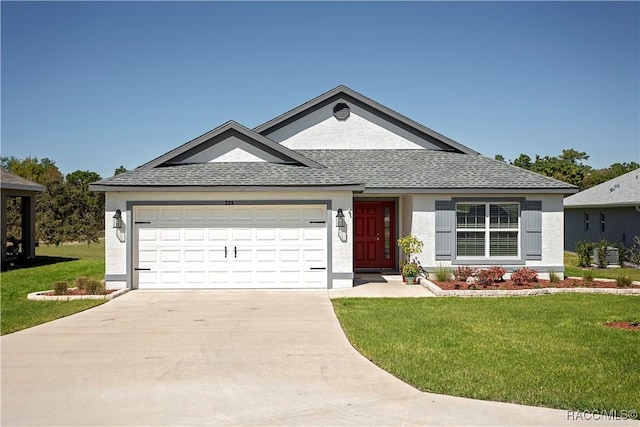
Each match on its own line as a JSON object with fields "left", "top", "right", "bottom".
{"left": 512, "top": 154, "right": 533, "bottom": 170}
{"left": 506, "top": 149, "right": 637, "bottom": 191}
{"left": 65, "top": 170, "right": 104, "bottom": 243}
{"left": 1, "top": 157, "right": 105, "bottom": 245}
{"left": 494, "top": 154, "right": 505, "bottom": 162}
{"left": 114, "top": 165, "right": 128, "bottom": 175}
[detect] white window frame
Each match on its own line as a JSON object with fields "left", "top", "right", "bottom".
{"left": 455, "top": 202, "right": 521, "bottom": 260}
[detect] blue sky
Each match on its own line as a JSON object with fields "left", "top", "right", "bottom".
{"left": 2, "top": 1, "right": 638, "bottom": 179}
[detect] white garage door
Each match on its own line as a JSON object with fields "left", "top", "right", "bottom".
{"left": 134, "top": 205, "right": 328, "bottom": 289}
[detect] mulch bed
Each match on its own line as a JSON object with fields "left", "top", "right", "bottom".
{"left": 432, "top": 279, "right": 637, "bottom": 290}
{"left": 604, "top": 321, "right": 640, "bottom": 330}
{"left": 42, "top": 289, "right": 117, "bottom": 296}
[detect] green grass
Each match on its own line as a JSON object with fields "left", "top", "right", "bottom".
{"left": 332, "top": 295, "right": 640, "bottom": 412}
{"left": 564, "top": 252, "right": 640, "bottom": 281}
{"left": 1, "top": 242, "right": 106, "bottom": 335}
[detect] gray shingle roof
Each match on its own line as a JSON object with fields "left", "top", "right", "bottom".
{"left": 297, "top": 150, "right": 577, "bottom": 190}
{"left": 93, "top": 150, "right": 578, "bottom": 192}
{"left": 564, "top": 168, "right": 640, "bottom": 207}
{"left": 0, "top": 170, "right": 46, "bottom": 192}
{"left": 93, "top": 162, "right": 362, "bottom": 188}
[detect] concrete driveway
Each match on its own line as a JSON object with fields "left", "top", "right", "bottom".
{"left": 1, "top": 291, "right": 633, "bottom": 426}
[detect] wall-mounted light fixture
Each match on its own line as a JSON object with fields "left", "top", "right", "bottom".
{"left": 113, "top": 209, "right": 123, "bottom": 229}
{"left": 336, "top": 208, "right": 346, "bottom": 228}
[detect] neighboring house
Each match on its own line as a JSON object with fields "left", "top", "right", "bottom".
{"left": 90, "top": 86, "right": 577, "bottom": 290}
{"left": 564, "top": 168, "right": 640, "bottom": 251}
{"left": 1, "top": 170, "right": 45, "bottom": 262}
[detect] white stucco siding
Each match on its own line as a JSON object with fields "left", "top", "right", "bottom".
{"left": 409, "top": 193, "right": 565, "bottom": 278}
{"left": 104, "top": 190, "right": 353, "bottom": 289}
{"left": 280, "top": 112, "right": 424, "bottom": 150}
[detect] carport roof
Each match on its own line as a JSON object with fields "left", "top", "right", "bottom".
{"left": 0, "top": 171, "right": 46, "bottom": 192}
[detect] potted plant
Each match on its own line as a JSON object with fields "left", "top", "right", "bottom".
{"left": 401, "top": 262, "right": 421, "bottom": 285}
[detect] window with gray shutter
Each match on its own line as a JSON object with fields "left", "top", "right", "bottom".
{"left": 522, "top": 201, "right": 542, "bottom": 260}
{"left": 435, "top": 200, "right": 455, "bottom": 260}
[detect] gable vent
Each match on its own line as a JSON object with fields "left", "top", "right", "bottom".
{"left": 333, "top": 103, "right": 350, "bottom": 121}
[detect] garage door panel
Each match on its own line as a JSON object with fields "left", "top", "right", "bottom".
{"left": 185, "top": 229, "right": 205, "bottom": 241}
{"left": 232, "top": 229, "right": 252, "bottom": 241}
{"left": 280, "top": 229, "right": 300, "bottom": 240}
{"left": 135, "top": 205, "right": 327, "bottom": 289}
{"left": 160, "top": 229, "right": 181, "bottom": 241}
{"left": 161, "top": 208, "right": 182, "bottom": 221}
{"left": 139, "top": 229, "right": 158, "bottom": 241}
{"left": 303, "top": 228, "right": 324, "bottom": 241}
{"left": 160, "top": 250, "right": 181, "bottom": 263}
{"left": 185, "top": 208, "right": 206, "bottom": 221}
{"left": 185, "top": 250, "right": 205, "bottom": 262}
{"left": 208, "top": 229, "right": 229, "bottom": 241}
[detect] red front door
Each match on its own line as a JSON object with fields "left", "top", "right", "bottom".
{"left": 354, "top": 201, "right": 395, "bottom": 269}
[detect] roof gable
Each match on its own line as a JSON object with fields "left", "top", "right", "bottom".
{"left": 137, "top": 121, "right": 323, "bottom": 170}
{"left": 254, "top": 85, "right": 479, "bottom": 154}
{"left": 564, "top": 168, "right": 640, "bottom": 207}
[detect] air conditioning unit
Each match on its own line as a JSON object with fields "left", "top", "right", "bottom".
{"left": 593, "top": 247, "right": 619, "bottom": 267}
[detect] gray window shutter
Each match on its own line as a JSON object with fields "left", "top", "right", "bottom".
{"left": 435, "top": 201, "right": 455, "bottom": 260}
{"left": 522, "top": 201, "right": 542, "bottom": 260}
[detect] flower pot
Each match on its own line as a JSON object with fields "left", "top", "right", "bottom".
{"left": 406, "top": 276, "right": 415, "bottom": 285}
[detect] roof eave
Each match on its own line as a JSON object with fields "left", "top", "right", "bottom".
{"left": 0, "top": 183, "right": 46, "bottom": 192}
{"left": 362, "top": 187, "right": 578, "bottom": 194}
{"left": 89, "top": 184, "right": 366, "bottom": 192}
{"left": 564, "top": 202, "right": 640, "bottom": 209}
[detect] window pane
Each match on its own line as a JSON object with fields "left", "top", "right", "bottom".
{"left": 490, "top": 204, "right": 519, "bottom": 229}
{"left": 457, "top": 232, "right": 485, "bottom": 256}
{"left": 384, "top": 207, "right": 391, "bottom": 259}
{"left": 490, "top": 232, "right": 518, "bottom": 256}
{"left": 457, "top": 204, "right": 485, "bottom": 229}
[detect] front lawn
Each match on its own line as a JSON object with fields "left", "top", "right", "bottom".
{"left": 332, "top": 295, "right": 640, "bottom": 412}
{"left": 1, "top": 242, "right": 106, "bottom": 335}
{"left": 564, "top": 251, "right": 640, "bottom": 281}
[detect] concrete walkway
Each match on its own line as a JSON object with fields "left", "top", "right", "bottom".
{"left": 329, "top": 274, "right": 435, "bottom": 298}
{"left": 1, "top": 291, "right": 635, "bottom": 426}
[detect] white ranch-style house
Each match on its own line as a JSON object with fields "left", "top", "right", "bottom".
{"left": 91, "top": 86, "right": 577, "bottom": 290}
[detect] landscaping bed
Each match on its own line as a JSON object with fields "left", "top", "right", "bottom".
{"left": 433, "top": 278, "right": 639, "bottom": 290}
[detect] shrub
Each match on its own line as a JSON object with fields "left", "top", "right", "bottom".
{"left": 575, "top": 241, "right": 594, "bottom": 267}
{"left": 628, "top": 236, "right": 640, "bottom": 266}
{"left": 616, "top": 274, "right": 632, "bottom": 288}
{"left": 511, "top": 267, "right": 538, "bottom": 286}
{"left": 84, "top": 279, "right": 106, "bottom": 295}
{"left": 594, "top": 239, "right": 609, "bottom": 268}
{"left": 434, "top": 264, "right": 452, "bottom": 282}
{"left": 475, "top": 266, "right": 506, "bottom": 287}
{"left": 75, "top": 276, "right": 91, "bottom": 291}
{"left": 52, "top": 281, "right": 68, "bottom": 295}
{"left": 582, "top": 270, "right": 594, "bottom": 284}
{"left": 487, "top": 266, "right": 507, "bottom": 282}
{"left": 548, "top": 269, "right": 561, "bottom": 284}
{"left": 454, "top": 266, "right": 475, "bottom": 282}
